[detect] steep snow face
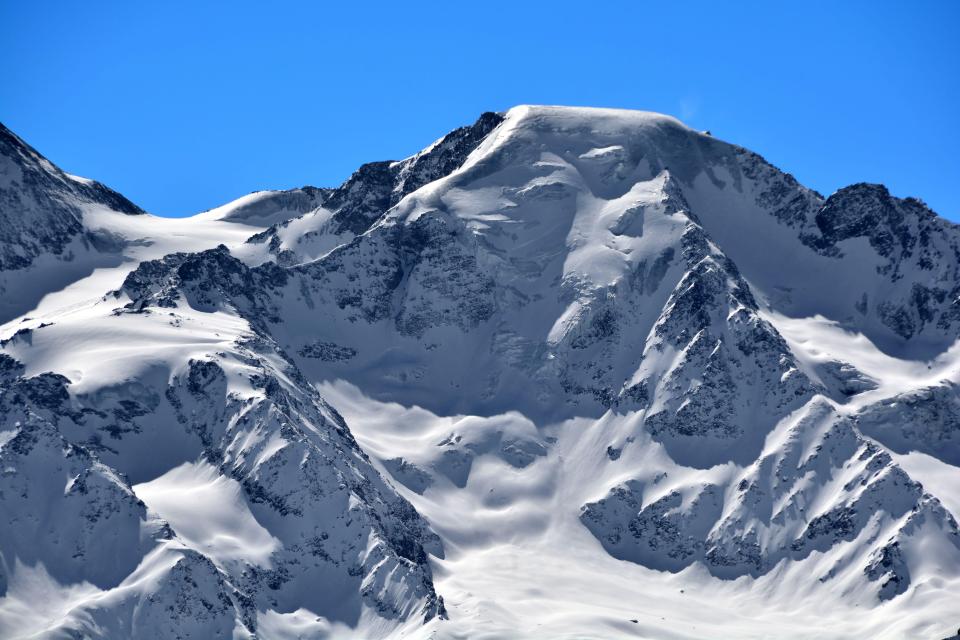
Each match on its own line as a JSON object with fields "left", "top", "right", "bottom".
{"left": 2, "top": 106, "right": 960, "bottom": 640}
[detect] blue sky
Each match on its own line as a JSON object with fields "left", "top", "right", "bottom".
{"left": 1, "top": 1, "right": 958, "bottom": 219}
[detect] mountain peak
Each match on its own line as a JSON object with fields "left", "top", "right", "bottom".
{"left": 505, "top": 104, "right": 693, "bottom": 129}
{"left": 1, "top": 110, "right": 959, "bottom": 640}
{"left": 0, "top": 121, "right": 144, "bottom": 216}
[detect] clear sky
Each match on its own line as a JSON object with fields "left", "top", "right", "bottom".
{"left": 1, "top": 1, "right": 957, "bottom": 220}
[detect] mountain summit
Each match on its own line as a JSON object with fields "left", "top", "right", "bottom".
{"left": 1, "top": 106, "right": 958, "bottom": 639}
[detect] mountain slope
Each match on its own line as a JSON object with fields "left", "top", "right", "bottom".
{"left": 1, "top": 107, "right": 959, "bottom": 640}
{"left": 0, "top": 122, "right": 142, "bottom": 269}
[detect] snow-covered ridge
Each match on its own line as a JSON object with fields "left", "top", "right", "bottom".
{"left": 193, "top": 185, "right": 331, "bottom": 225}
{"left": 1, "top": 106, "right": 959, "bottom": 639}
{"left": 0, "top": 123, "right": 142, "bottom": 272}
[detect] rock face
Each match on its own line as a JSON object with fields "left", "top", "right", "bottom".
{"left": 811, "top": 183, "right": 960, "bottom": 340}
{"left": 0, "top": 328, "right": 444, "bottom": 637}
{"left": 0, "top": 123, "right": 141, "bottom": 272}
{"left": 1, "top": 106, "right": 960, "bottom": 639}
{"left": 857, "top": 382, "right": 960, "bottom": 466}
{"left": 244, "top": 111, "right": 504, "bottom": 266}
{"left": 581, "top": 399, "right": 960, "bottom": 586}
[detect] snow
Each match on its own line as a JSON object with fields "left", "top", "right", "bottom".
{"left": 65, "top": 173, "right": 94, "bottom": 185}
{"left": 194, "top": 191, "right": 278, "bottom": 220}
{"left": 134, "top": 460, "right": 281, "bottom": 568}
{"left": 0, "top": 205, "right": 272, "bottom": 333}
{"left": 0, "top": 561, "right": 103, "bottom": 640}
{"left": 193, "top": 188, "right": 323, "bottom": 226}
{"left": 321, "top": 381, "right": 960, "bottom": 640}
{"left": 763, "top": 310, "right": 960, "bottom": 405}
{"left": 1, "top": 105, "right": 959, "bottom": 639}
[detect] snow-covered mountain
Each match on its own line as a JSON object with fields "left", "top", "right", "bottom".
{"left": 1, "top": 106, "right": 958, "bottom": 640}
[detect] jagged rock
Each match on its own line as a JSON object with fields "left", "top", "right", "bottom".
{"left": 2, "top": 105, "right": 960, "bottom": 638}
{"left": 857, "top": 382, "right": 960, "bottom": 465}
{"left": 0, "top": 123, "right": 141, "bottom": 274}
{"left": 582, "top": 400, "right": 960, "bottom": 596}
{"left": 816, "top": 360, "right": 879, "bottom": 397}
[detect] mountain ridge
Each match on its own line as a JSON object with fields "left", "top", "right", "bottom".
{"left": 1, "top": 106, "right": 958, "bottom": 640}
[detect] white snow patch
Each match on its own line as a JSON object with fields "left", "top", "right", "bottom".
{"left": 134, "top": 460, "right": 280, "bottom": 568}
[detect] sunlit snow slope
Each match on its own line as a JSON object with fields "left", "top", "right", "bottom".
{"left": 1, "top": 107, "right": 959, "bottom": 640}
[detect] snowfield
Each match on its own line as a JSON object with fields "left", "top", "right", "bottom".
{"left": 0, "top": 107, "right": 958, "bottom": 639}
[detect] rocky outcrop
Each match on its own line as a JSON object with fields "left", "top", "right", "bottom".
{"left": 581, "top": 400, "right": 960, "bottom": 598}
{"left": 3, "top": 105, "right": 960, "bottom": 636}
{"left": 0, "top": 122, "right": 141, "bottom": 272}
{"left": 246, "top": 111, "right": 505, "bottom": 265}
{"left": 857, "top": 382, "right": 960, "bottom": 466}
